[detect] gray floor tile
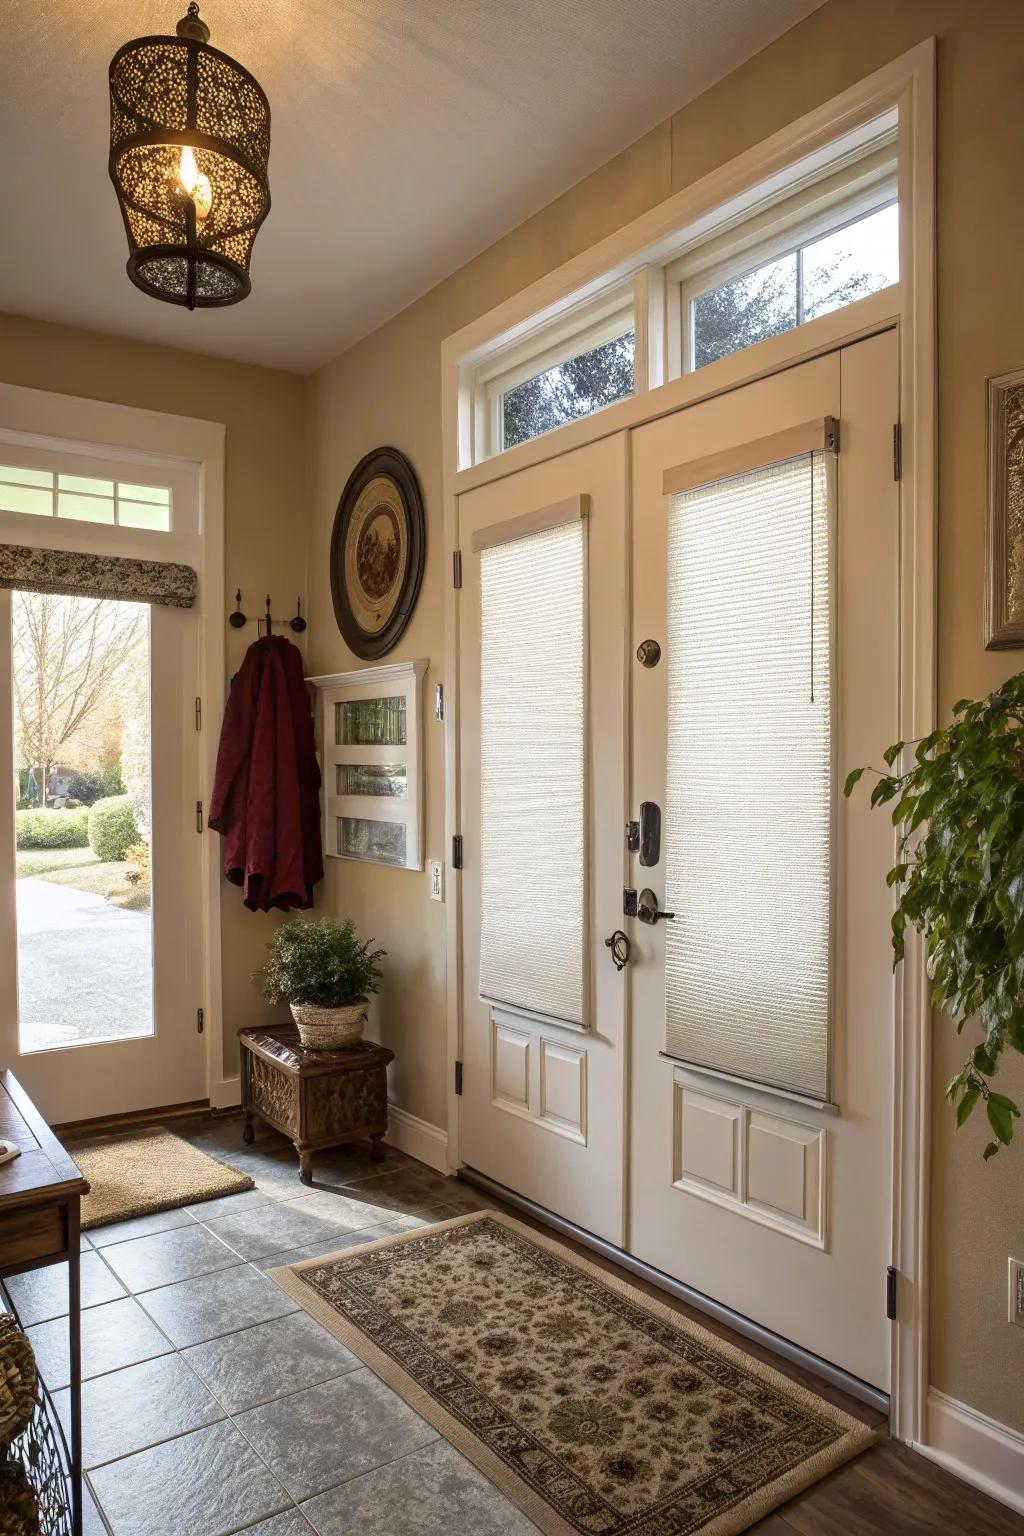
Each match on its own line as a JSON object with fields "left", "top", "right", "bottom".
{"left": 234, "top": 1370, "right": 437, "bottom": 1502}
{"left": 4, "top": 1251, "right": 126, "bottom": 1326}
{"left": 54, "top": 1352, "right": 224, "bottom": 1468}
{"left": 88, "top": 1206, "right": 198, "bottom": 1248}
{"left": 282, "top": 1189, "right": 409, "bottom": 1230}
{"left": 186, "top": 1187, "right": 277, "bottom": 1223}
{"left": 181, "top": 1310, "right": 359, "bottom": 1413}
{"left": 138, "top": 1263, "right": 299, "bottom": 1348}
{"left": 251, "top": 1225, "right": 410, "bottom": 1275}
{"left": 100, "top": 1222, "right": 239, "bottom": 1292}
{"left": 204, "top": 1197, "right": 369, "bottom": 1262}
{"left": 301, "top": 1440, "right": 540, "bottom": 1535}
{"left": 26, "top": 1295, "right": 173, "bottom": 1389}
{"left": 237, "top": 1515, "right": 316, "bottom": 1536}
{"left": 88, "top": 1419, "right": 291, "bottom": 1536}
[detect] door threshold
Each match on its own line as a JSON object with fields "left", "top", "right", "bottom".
{"left": 458, "top": 1165, "right": 890, "bottom": 1417}
{"left": 54, "top": 1099, "right": 211, "bottom": 1137}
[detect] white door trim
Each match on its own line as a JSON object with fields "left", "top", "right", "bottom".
{"left": 441, "top": 41, "right": 935, "bottom": 1445}
{"left": 0, "top": 382, "right": 227, "bottom": 1110}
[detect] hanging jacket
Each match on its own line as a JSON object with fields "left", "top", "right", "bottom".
{"left": 209, "top": 635, "right": 324, "bottom": 912}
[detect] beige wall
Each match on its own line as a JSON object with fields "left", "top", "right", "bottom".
{"left": 0, "top": 312, "right": 309, "bottom": 1082}
{"left": 307, "top": 0, "right": 1024, "bottom": 1431}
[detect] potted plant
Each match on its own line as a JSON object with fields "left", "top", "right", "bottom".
{"left": 845, "top": 674, "right": 1024, "bottom": 1158}
{"left": 251, "top": 916, "right": 385, "bottom": 1050}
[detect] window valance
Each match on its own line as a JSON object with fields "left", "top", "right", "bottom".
{"left": 0, "top": 544, "right": 196, "bottom": 608}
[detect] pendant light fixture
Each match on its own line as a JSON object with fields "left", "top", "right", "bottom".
{"left": 108, "top": 3, "right": 270, "bottom": 310}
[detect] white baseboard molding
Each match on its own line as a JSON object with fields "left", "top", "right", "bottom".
{"left": 919, "top": 1388, "right": 1024, "bottom": 1515}
{"left": 385, "top": 1103, "right": 449, "bottom": 1174}
{"left": 210, "top": 1077, "right": 242, "bottom": 1111}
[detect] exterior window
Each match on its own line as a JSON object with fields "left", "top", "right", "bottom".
{"left": 0, "top": 465, "right": 172, "bottom": 531}
{"left": 501, "top": 329, "right": 635, "bottom": 450}
{"left": 688, "top": 200, "right": 898, "bottom": 371}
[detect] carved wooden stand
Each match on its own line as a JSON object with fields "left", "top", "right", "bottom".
{"left": 238, "top": 1024, "right": 394, "bottom": 1184}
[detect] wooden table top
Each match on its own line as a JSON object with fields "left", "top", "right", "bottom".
{"left": 0, "top": 1071, "right": 88, "bottom": 1214}
{"left": 239, "top": 1023, "right": 395, "bottom": 1078}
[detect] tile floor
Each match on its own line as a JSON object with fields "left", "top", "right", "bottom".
{"left": 3, "top": 1114, "right": 534, "bottom": 1536}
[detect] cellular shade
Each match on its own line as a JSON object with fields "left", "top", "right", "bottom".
{"left": 664, "top": 453, "right": 832, "bottom": 1097}
{"left": 478, "top": 518, "right": 586, "bottom": 1026}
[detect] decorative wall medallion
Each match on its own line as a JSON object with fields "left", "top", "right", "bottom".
{"left": 330, "top": 448, "right": 425, "bottom": 659}
{"left": 986, "top": 367, "right": 1024, "bottom": 648}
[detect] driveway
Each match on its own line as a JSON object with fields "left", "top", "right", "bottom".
{"left": 16, "top": 877, "right": 152, "bottom": 1050}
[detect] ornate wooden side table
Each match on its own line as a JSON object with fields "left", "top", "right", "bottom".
{"left": 239, "top": 1024, "right": 394, "bottom": 1184}
{"left": 0, "top": 1070, "right": 88, "bottom": 1536}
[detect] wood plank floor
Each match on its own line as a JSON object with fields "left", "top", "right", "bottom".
{"left": 173, "top": 1113, "right": 1024, "bottom": 1536}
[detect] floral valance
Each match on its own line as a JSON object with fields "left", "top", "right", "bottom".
{"left": 0, "top": 544, "right": 196, "bottom": 609}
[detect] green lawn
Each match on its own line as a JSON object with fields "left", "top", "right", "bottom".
{"left": 16, "top": 846, "right": 150, "bottom": 913}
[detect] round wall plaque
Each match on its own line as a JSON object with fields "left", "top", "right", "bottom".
{"left": 330, "top": 448, "right": 425, "bottom": 660}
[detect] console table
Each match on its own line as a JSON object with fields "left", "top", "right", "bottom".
{"left": 0, "top": 1070, "right": 88, "bottom": 1536}
{"left": 239, "top": 1024, "right": 394, "bottom": 1184}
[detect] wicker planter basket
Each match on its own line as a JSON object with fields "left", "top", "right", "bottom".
{"left": 0, "top": 1461, "right": 39, "bottom": 1536}
{"left": 290, "top": 1001, "right": 367, "bottom": 1051}
{"left": 0, "top": 1316, "right": 36, "bottom": 1450}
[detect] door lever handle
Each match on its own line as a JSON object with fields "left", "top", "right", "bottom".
{"left": 637, "top": 888, "right": 675, "bottom": 925}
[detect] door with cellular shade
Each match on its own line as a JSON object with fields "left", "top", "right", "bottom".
{"left": 628, "top": 333, "right": 898, "bottom": 1391}
{"left": 458, "top": 433, "right": 628, "bottom": 1244}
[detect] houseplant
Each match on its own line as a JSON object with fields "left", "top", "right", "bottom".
{"left": 845, "top": 673, "right": 1024, "bottom": 1158}
{"left": 252, "top": 916, "right": 385, "bottom": 1049}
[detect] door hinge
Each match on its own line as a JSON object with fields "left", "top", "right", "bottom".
{"left": 893, "top": 422, "right": 902, "bottom": 482}
{"left": 885, "top": 1265, "right": 898, "bottom": 1320}
{"left": 196, "top": 800, "right": 204, "bottom": 833}
{"left": 824, "top": 415, "right": 840, "bottom": 454}
{"left": 197, "top": 1007, "right": 205, "bottom": 1035}
{"left": 623, "top": 887, "right": 638, "bottom": 918}
{"left": 453, "top": 549, "right": 463, "bottom": 589}
{"left": 435, "top": 683, "right": 445, "bottom": 722}
{"left": 454, "top": 1060, "right": 463, "bottom": 1096}
{"left": 452, "top": 834, "right": 464, "bottom": 869}
{"left": 195, "top": 696, "right": 202, "bottom": 732}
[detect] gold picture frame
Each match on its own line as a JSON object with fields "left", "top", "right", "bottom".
{"left": 986, "top": 366, "right": 1024, "bottom": 648}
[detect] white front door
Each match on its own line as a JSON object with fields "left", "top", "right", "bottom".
{"left": 0, "top": 590, "right": 206, "bottom": 1124}
{"left": 458, "top": 433, "right": 629, "bottom": 1244}
{"left": 628, "top": 331, "right": 899, "bottom": 1390}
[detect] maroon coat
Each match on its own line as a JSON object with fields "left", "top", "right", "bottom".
{"left": 209, "top": 636, "right": 323, "bottom": 912}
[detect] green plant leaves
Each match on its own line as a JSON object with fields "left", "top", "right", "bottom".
{"left": 848, "top": 670, "right": 1024, "bottom": 1157}
{"left": 251, "top": 915, "right": 386, "bottom": 1010}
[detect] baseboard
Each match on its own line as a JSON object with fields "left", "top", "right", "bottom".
{"left": 919, "top": 1388, "right": 1024, "bottom": 1515}
{"left": 210, "top": 1077, "right": 242, "bottom": 1111}
{"left": 384, "top": 1103, "right": 448, "bottom": 1174}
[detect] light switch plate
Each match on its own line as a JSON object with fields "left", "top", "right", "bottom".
{"left": 429, "top": 859, "right": 445, "bottom": 902}
{"left": 1009, "top": 1258, "right": 1024, "bottom": 1326}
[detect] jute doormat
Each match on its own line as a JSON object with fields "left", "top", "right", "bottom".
{"left": 70, "top": 1127, "right": 253, "bottom": 1230}
{"left": 271, "top": 1211, "right": 875, "bottom": 1536}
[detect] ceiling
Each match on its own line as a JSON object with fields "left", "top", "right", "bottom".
{"left": 0, "top": 1, "right": 825, "bottom": 374}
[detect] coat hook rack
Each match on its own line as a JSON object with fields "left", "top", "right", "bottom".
{"left": 228, "top": 590, "right": 307, "bottom": 635}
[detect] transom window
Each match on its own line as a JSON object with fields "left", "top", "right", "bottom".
{"left": 0, "top": 464, "right": 172, "bottom": 531}
{"left": 460, "top": 110, "right": 899, "bottom": 467}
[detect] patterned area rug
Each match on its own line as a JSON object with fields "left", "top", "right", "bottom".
{"left": 271, "top": 1210, "right": 875, "bottom": 1536}
{"left": 71, "top": 1128, "right": 253, "bottom": 1230}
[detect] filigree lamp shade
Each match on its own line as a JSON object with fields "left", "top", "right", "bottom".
{"left": 108, "top": 3, "right": 270, "bottom": 309}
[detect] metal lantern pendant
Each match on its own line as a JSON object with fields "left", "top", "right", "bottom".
{"left": 108, "top": 3, "right": 270, "bottom": 310}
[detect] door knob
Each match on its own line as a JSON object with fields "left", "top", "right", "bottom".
{"left": 604, "top": 930, "right": 631, "bottom": 970}
{"left": 637, "top": 888, "right": 675, "bottom": 925}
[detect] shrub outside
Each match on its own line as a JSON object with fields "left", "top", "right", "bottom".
{"left": 88, "top": 796, "right": 140, "bottom": 862}
{"left": 15, "top": 808, "right": 90, "bottom": 850}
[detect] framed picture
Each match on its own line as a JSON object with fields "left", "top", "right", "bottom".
{"left": 986, "top": 367, "right": 1024, "bottom": 649}
{"left": 330, "top": 447, "right": 425, "bottom": 660}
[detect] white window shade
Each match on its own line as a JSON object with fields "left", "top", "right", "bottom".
{"left": 664, "top": 453, "right": 832, "bottom": 1098}
{"left": 478, "top": 517, "right": 586, "bottom": 1026}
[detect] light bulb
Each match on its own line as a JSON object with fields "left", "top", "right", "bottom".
{"left": 178, "top": 145, "right": 213, "bottom": 220}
